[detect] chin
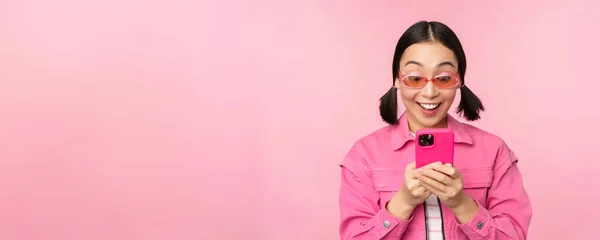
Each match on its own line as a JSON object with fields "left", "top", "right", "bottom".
{"left": 413, "top": 109, "right": 448, "bottom": 128}
{"left": 417, "top": 117, "right": 443, "bottom": 128}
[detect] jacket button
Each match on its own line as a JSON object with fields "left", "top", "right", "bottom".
{"left": 476, "top": 222, "right": 484, "bottom": 230}
{"left": 383, "top": 220, "right": 391, "bottom": 228}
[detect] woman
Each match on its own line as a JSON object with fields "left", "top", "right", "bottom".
{"left": 338, "top": 21, "right": 532, "bottom": 240}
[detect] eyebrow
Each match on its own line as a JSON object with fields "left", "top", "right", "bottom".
{"left": 405, "top": 60, "right": 456, "bottom": 68}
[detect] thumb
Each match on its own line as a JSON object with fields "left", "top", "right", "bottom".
{"left": 405, "top": 162, "right": 416, "bottom": 171}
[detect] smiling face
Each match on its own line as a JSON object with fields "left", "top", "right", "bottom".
{"left": 394, "top": 41, "right": 461, "bottom": 132}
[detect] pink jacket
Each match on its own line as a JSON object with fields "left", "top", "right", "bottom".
{"left": 339, "top": 112, "right": 532, "bottom": 239}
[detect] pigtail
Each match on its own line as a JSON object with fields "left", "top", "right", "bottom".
{"left": 456, "top": 85, "right": 484, "bottom": 121}
{"left": 379, "top": 86, "right": 399, "bottom": 125}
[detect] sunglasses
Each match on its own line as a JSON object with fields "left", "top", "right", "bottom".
{"left": 398, "top": 72, "right": 461, "bottom": 89}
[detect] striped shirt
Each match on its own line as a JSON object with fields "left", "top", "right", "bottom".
{"left": 424, "top": 194, "right": 444, "bottom": 240}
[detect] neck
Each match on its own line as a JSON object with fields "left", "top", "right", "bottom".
{"left": 407, "top": 115, "right": 448, "bottom": 133}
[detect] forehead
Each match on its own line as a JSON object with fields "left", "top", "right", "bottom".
{"left": 400, "top": 42, "right": 457, "bottom": 68}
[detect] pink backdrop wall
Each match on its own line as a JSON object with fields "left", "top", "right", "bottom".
{"left": 1, "top": 0, "right": 598, "bottom": 239}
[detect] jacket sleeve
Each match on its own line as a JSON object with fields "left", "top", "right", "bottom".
{"left": 339, "top": 153, "right": 413, "bottom": 239}
{"left": 456, "top": 142, "right": 533, "bottom": 240}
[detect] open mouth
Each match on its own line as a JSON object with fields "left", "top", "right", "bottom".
{"left": 417, "top": 102, "right": 441, "bottom": 111}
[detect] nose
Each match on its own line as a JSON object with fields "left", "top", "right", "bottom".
{"left": 420, "top": 80, "right": 439, "bottom": 99}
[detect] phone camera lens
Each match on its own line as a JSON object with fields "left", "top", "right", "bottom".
{"left": 418, "top": 134, "right": 434, "bottom": 146}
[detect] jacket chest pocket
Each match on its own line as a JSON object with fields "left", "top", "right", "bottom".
{"left": 371, "top": 170, "right": 404, "bottom": 209}
{"left": 460, "top": 168, "right": 493, "bottom": 208}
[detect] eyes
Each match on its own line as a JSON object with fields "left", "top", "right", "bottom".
{"left": 406, "top": 76, "right": 423, "bottom": 82}
{"left": 405, "top": 75, "right": 454, "bottom": 83}
{"left": 436, "top": 76, "right": 453, "bottom": 82}
{"left": 401, "top": 73, "right": 460, "bottom": 88}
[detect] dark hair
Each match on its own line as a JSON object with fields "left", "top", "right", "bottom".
{"left": 379, "top": 21, "right": 485, "bottom": 125}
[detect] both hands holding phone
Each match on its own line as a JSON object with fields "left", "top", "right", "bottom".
{"left": 385, "top": 128, "right": 479, "bottom": 224}
{"left": 386, "top": 162, "right": 474, "bottom": 221}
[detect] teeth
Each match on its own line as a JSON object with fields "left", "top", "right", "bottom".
{"left": 419, "top": 103, "right": 439, "bottom": 110}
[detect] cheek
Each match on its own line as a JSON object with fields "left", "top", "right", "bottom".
{"left": 399, "top": 88, "right": 418, "bottom": 101}
{"left": 440, "top": 90, "right": 457, "bottom": 105}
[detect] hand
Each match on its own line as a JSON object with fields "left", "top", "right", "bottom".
{"left": 386, "top": 162, "right": 432, "bottom": 219}
{"left": 415, "top": 162, "right": 470, "bottom": 209}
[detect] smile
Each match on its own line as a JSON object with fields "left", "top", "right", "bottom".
{"left": 417, "top": 102, "right": 440, "bottom": 110}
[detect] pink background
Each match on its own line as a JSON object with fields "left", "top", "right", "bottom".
{"left": 1, "top": 0, "right": 598, "bottom": 239}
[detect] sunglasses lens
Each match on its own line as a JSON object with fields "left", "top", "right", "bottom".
{"left": 401, "top": 75, "right": 459, "bottom": 88}
{"left": 402, "top": 76, "right": 426, "bottom": 88}
{"left": 433, "top": 75, "right": 459, "bottom": 88}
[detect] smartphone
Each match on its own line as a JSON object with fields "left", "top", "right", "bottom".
{"left": 415, "top": 128, "right": 455, "bottom": 168}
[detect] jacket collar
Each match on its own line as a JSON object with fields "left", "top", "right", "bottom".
{"left": 390, "top": 111, "right": 473, "bottom": 150}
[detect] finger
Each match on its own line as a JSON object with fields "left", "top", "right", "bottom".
{"left": 419, "top": 181, "right": 443, "bottom": 196}
{"left": 405, "top": 162, "right": 416, "bottom": 171}
{"left": 432, "top": 164, "right": 459, "bottom": 178}
{"left": 416, "top": 174, "right": 447, "bottom": 193}
{"left": 418, "top": 161, "right": 442, "bottom": 170}
{"left": 413, "top": 184, "right": 427, "bottom": 195}
{"left": 411, "top": 185, "right": 430, "bottom": 199}
{"left": 406, "top": 162, "right": 420, "bottom": 180}
{"left": 406, "top": 179, "right": 421, "bottom": 189}
{"left": 420, "top": 168, "right": 452, "bottom": 185}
